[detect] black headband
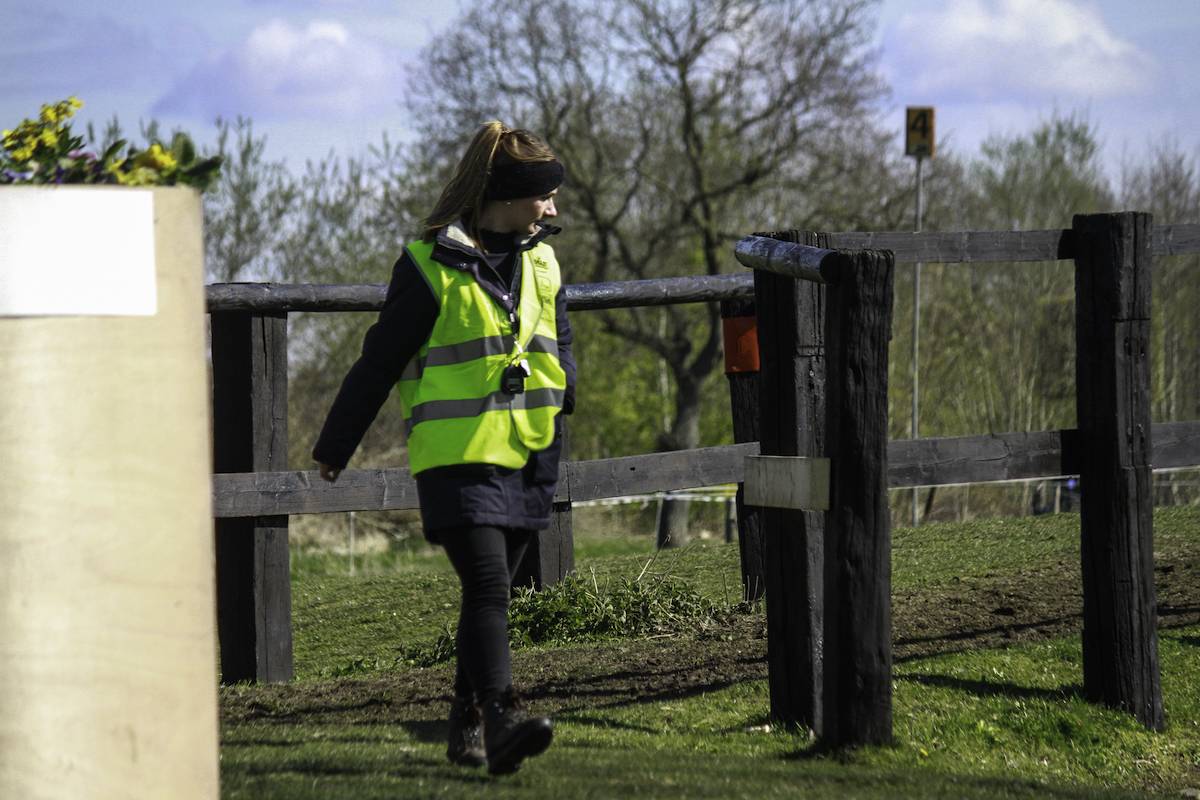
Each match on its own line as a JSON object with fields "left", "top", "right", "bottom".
{"left": 485, "top": 159, "right": 565, "bottom": 201}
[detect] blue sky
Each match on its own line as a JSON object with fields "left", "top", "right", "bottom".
{"left": 3, "top": 0, "right": 1198, "bottom": 183}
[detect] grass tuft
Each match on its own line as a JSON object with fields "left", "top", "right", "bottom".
{"left": 322, "top": 561, "right": 754, "bottom": 676}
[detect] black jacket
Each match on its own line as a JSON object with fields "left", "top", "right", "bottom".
{"left": 312, "top": 222, "right": 575, "bottom": 539}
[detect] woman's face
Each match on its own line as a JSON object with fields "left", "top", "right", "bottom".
{"left": 507, "top": 189, "right": 558, "bottom": 234}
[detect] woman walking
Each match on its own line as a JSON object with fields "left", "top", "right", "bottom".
{"left": 313, "top": 121, "right": 574, "bottom": 775}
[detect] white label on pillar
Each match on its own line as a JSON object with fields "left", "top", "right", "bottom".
{"left": 744, "top": 455, "right": 831, "bottom": 511}
{"left": 0, "top": 187, "right": 157, "bottom": 317}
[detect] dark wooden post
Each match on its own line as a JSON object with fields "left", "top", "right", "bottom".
{"left": 721, "top": 297, "right": 766, "bottom": 602}
{"left": 753, "top": 230, "right": 827, "bottom": 732}
{"left": 211, "top": 311, "right": 294, "bottom": 684}
{"left": 511, "top": 419, "right": 574, "bottom": 591}
{"left": 821, "top": 247, "right": 894, "bottom": 748}
{"left": 1073, "top": 212, "right": 1164, "bottom": 730}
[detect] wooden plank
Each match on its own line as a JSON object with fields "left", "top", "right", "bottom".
{"left": 564, "top": 443, "right": 759, "bottom": 502}
{"left": 821, "top": 229, "right": 1072, "bottom": 263}
{"left": 820, "top": 223, "right": 1200, "bottom": 263}
{"left": 1073, "top": 212, "right": 1163, "bottom": 731}
{"left": 211, "top": 423, "right": 1200, "bottom": 517}
{"left": 206, "top": 274, "right": 755, "bottom": 313}
{"left": 722, "top": 297, "right": 766, "bottom": 602}
{"left": 882, "top": 422, "right": 1200, "bottom": 487}
{"left": 511, "top": 502, "right": 575, "bottom": 592}
{"left": 734, "top": 236, "right": 836, "bottom": 282}
{"left": 212, "top": 444, "right": 757, "bottom": 517}
{"left": 1153, "top": 421, "right": 1200, "bottom": 469}
{"left": 744, "top": 456, "right": 830, "bottom": 510}
{"left": 1153, "top": 223, "right": 1200, "bottom": 257}
{"left": 211, "top": 311, "right": 294, "bottom": 685}
{"left": 887, "top": 429, "right": 1079, "bottom": 487}
{"left": 511, "top": 419, "right": 574, "bottom": 591}
{"left": 821, "top": 247, "right": 895, "bottom": 748}
{"left": 753, "top": 229, "right": 827, "bottom": 734}
{"left": 214, "top": 468, "right": 420, "bottom": 516}
{"left": 567, "top": 274, "right": 754, "bottom": 310}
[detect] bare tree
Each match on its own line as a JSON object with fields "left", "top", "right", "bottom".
{"left": 405, "top": 0, "right": 886, "bottom": 545}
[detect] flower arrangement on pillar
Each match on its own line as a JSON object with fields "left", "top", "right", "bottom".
{"left": 1, "top": 96, "right": 222, "bottom": 188}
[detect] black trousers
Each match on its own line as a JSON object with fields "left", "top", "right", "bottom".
{"left": 440, "top": 525, "right": 533, "bottom": 701}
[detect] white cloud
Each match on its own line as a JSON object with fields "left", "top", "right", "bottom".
{"left": 887, "top": 0, "right": 1154, "bottom": 101}
{"left": 154, "top": 18, "right": 402, "bottom": 120}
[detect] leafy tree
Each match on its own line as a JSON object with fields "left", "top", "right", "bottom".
{"left": 1120, "top": 139, "right": 1200, "bottom": 424}
{"left": 202, "top": 118, "right": 299, "bottom": 283}
{"left": 915, "top": 114, "right": 1113, "bottom": 440}
{"left": 1119, "top": 139, "right": 1200, "bottom": 506}
{"left": 280, "top": 140, "right": 423, "bottom": 471}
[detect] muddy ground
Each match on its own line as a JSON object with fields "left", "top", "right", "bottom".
{"left": 220, "top": 550, "right": 1198, "bottom": 735}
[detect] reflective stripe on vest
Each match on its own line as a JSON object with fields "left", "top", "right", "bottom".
{"left": 400, "top": 333, "right": 559, "bottom": 382}
{"left": 397, "top": 238, "right": 566, "bottom": 475}
{"left": 404, "top": 387, "right": 565, "bottom": 435}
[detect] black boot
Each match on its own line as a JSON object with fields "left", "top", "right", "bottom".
{"left": 446, "top": 695, "right": 486, "bottom": 768}
{"left": 480, "top": 687, "right": 553, "bottom": 775}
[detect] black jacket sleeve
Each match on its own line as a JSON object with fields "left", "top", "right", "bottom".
{"left": 555, "top": 286, "right": 576, "bottom": 415}
{"left": 312, "top": 251, "right": 438, "bottom": 469}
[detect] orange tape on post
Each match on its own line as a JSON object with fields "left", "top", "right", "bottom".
{"left": 723, "top": 315, "right": 760, "bottom": 373}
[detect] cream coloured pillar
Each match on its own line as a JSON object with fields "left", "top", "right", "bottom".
{"left": 0, "top": 187, "right": 219, "bottom": 799}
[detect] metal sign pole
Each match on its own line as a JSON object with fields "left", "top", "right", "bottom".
{"left": 904, "top": 105, "right": 934, "bottom": 527}
{"left": 912, "top": 155, "right": 924, "bottom": 527}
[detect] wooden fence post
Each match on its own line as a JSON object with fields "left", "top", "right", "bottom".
{"left": 753, "top": 230, "right": 827, "bottom": 732}
{"left": 211, "top": 311, "right": 294, "bottom": 684}
{"left": 511, "top": 419, "right": 574, "bottom": 591}
{"left": 821, "top": 247, "right": 895, "bottom": 748}
{"left": 721, "top": 297, "right": 766, "bottom": 602}
{"left": 1072, "top": 212, "right": 1164, "bottom": 730}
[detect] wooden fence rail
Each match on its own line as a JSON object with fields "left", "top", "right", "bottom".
{"left": 210, "top": 421, "right": 1200, "bottom": 517}
{"left": 206, "top": 273, "right": 756, "bottom": 313}
{"left": 203, "top": 223, "right": 1200, "bottom": 314}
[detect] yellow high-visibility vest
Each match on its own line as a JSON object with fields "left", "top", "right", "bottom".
{"left": 397, "top": 234, "right": 566, "bottom": 475}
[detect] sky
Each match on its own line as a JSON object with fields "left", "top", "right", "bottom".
{"left": 3, "top": 0, "right": 1198, "bottom": 184}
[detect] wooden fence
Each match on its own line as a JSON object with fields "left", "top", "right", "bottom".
{"left": 731, "top": 213, "right": 1198, "bottom": 745}
{"left": 209, "top": 219, "right": 1200, "bottom": 740}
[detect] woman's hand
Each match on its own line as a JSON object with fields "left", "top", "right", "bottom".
{"left": 318, "top": 462, "right": 341, "bottom": 483}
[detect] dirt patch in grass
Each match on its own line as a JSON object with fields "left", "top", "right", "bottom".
{"left": 221, "top": 551, "right": 1199, "bottom": 730}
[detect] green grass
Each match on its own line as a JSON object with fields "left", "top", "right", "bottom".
{"left": 290, "top": 506, "right": 1200, "bottom": 680}
{"left": 891, "top": 505, "right": 1199, "bottom": 591}
{"left": 223, "top": 505, "right": 1200, "bottom": 797}
{"left": 221, "top": 625, "right": 1200, "bottom": 798}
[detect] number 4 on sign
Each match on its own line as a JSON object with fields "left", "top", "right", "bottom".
{"left": 906, "top": 106, "right": 935, "bottom": 158}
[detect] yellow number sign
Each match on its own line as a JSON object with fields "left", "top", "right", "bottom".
{"left": 906, "top": 106, "right": 935, "bottom": 158}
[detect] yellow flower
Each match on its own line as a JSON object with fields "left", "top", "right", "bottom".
{"left": 67, "top": 97, "right": 83, "bottom": 111}
{"left": 40, "top": 105, "right": 59, "bottom": 124}
{"left": 39, "top": 130, "right": 59, "bottom": 149}
{"left": 116, "top": 166, "right": 159, "bottom": 186}
{"left": 133, "top": 143, "right": 177, "bottom": 173}
{"left": 12, "top": 146, "right": 33, "bottom": 162}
